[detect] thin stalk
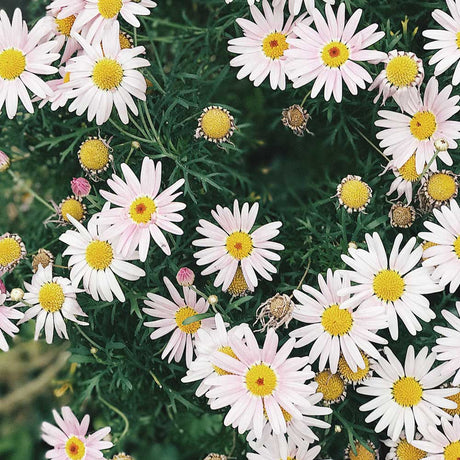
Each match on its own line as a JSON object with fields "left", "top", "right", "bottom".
{"left": 356, "top": 128, "right": 389, "bottom": 162}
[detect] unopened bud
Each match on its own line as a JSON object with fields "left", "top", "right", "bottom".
{"left": 10, "top": 288, "right": 24, "bottom": 301}
{"left": 131, "top": 141, "right": 141, "bottom": 149}
{"left": 71, "top": 177, "right": 91, "bottom": 198}
{"left": 207, "top": 295, "right": 218, "bottom": 306}
{"left": 434, "top": 138, "right": 449, "bottom": 152}
{"left": 176, "top": 267, "right": 195, "bottom": 287}
{"left": 348, "top": 242, "right": 358, "bottom": 250}
{"left": 334, "top": 425, "right": 342, "bottom": 433}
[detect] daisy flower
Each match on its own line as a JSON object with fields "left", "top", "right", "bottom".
{"left": 289, "top": 269, "right": 387, "bottom": 374}
{"left": 339, "top": 233, "right": 441, "bottom": 340}
{"left": 41, "top": 406, "right": 113, "bottom": 460}
{"left": 143, "top": 277, "right": 216, "bottom": 367}
{"left": 16, "top": 265, "right": 88, "bottom": 344}
{"left": 192, "top": 200, "right": 284, "bottom": 292}
{"left": 433, "top": 302, "right": 460, "bottom": 385}
{"left": 59, "top": 211, "right": 146, "bottom": 303}
{"left": 66, "top": 22, "right": 150, "bottom": 125}
{"left": 423, "top": 0, "right": 460, "bottom": 86}
{"left": 383, "top": 431, "right": 427, "bottom": 460}
{"left": 0, "top": 293, "right": 23, "bottom": 352}
{"left": 314, "top": 369, "right": 346, "bottom": 405}
{"left": 345, "top": 441, "right": 378, "bottom": 460}
{"left": 412, "top": 415, "right": 460, "bottom": 459}
{"left": 419, "top": 200, "right": 460, "bottom": 293}
{"left": 48, "top": 0, "right": 86, "bottom": 22}
{"left": 227, "top": 0, "right": 310, "bottom": 90}
{"left": 0, "top": 233, "right": 26, "bottom": 275}
{"left": 285, "top": 3, "right": 386, "bottom": 102}
{"left": 357, "top": 345, "right": 457, "bottom": 442}
{"left": 0, "top": 8, "right": 60, "bottom": 119}
{"left": 99, "top": 156, "right": 185, "bottom": 261}
{"left": 205, "top": 327, "right": 316, "bottom": 439}
{"left": 37, "top": 67, "right": 73, "bottom": 111}
{"left": 375, "top": 77, "right": 460, "bottom": 174}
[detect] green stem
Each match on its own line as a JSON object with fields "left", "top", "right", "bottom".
{"left": 300, "top": 90, "right": 312, "bottom": 107}
{"left": 356, "top": 128, "right": 389, "bottom": 162}
{"left": 419, "top": 147, "right": 440, "bottom": 179}
{"left": 97, "top": 390, "right": 130, "bottom": 443}
{"left": 74, "top": 324, "right": 101, "bottom": 350}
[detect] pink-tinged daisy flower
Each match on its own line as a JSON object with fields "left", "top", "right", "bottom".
{"left": 357, "top": 345, "right": 457, "bottom": 442}
{"left": 375, "top": 77, "right": 460, "bottom": 174}
{"left": 66, "top": 22, "right": 150, "bottom": 125}
{"left": 59, "top": 211, "right": 146, "bottom": 302}
{"left": 0, "top": 293, "right": 23, "bottom": 352}
{"left": 192, "top": 200, "right": 284, "bottom": 293}
{"left": 99, "top": 157, "right": 186, "bottom": 261}
{"left": 48, "top": 0, "right": 86, "bottom": 23}
{"left": 205, "top": 327, "right": 316, "bottom": 439}
{"left": 423, "top": 0, "right": 460, "bottom": 86}
{"left": 16, "top": 265, "right": 88, "bottom": 344}
{"left": 0, "top": 9, "right": 60, "bottom": 119}
{"left": 227, "top": 0, "right": 310, "bottom": 90}
{"left": 143, "top": 277, "right": 216, "bottom": 368}
{"left": 285, "top": 3, "right": 386, "bottom": 102}
{"left": 369, "top": 50, "right": 424, "bottom": 106}
{"left": 74, "top": 0, "right": 157, "bottom": 44}
{"left": 290, "top": 269, "right": 387, "bottom": 374}
{"left": 37, "top": 67, "right": 74, "bottom": 111}
{"left": 41, "top": 406, "right": 113, "bottom": 460}
{"left": 433, "top": 302, "right": 460, "bottom": 386}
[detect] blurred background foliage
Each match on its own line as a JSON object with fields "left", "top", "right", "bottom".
{"left": 0, "top": 0, "right": 458, "bottom": 458}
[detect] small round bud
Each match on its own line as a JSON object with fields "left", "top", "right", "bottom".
{"left": 90, "top": 347, "right": 98, "bottom": 354}
{"left": 207, "top": 294, "right": 218, "bottom": 306}
{"left": 10, "top": 288, "right": 24, "bottom": 301}
{"left": 334, "top": 425, "right": 342, "bottom": 433}
{"left": 131, "top": 141, "right": 141, "bottom": 149}
{"left": 0, "top": 151, "right": 10, "bottom": 172}
{"left": 0, "top": 279, "right": 6, "bottom": 294}
{"left": 176, "top": 267, "right": 195, "bottom": 287}
{"left": 434, "top": 138, "right": 449, "bottom": 152}
{"left": 71, "top": 177, "right": 91, "bottom": 198}
{"left": 348, "top": 242, "right": 358, "bottom": 250}
{"left": 112, "top": 453, "right": 134, "bottom": 460}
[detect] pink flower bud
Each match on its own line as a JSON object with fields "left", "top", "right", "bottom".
{"left": 71, "top": 177, "right": 91, "bottom": 197}
{"left": 0, "top": 151, "right": 10, "bottom": 172}
{"left": 0, "top": 279, "right": 6, "bottom": 294}
{"left": 176, "top": 267, "right": 195, "bottom": 287}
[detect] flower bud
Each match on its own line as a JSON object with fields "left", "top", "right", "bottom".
{"left": 0, "top": 151, "right": 10, "bottom": 172}
{"left": 434, "top": 138, "right": 449, "bottom": 152}
{"left": 208, "top": 294, "right": 218, "bottom": 306}
{"left": 71, "top": 177, "right": 91, "bottom": 198}
{"left": 176, "top": 267, "right": 195, "bottom": 287}
{"left": 348, "top": 241, "right": 358, "bottom": 250}
{"left": 10, "top": 288, "right": 24, "bottom": 301}
{"left": 131, "top": 141, "right": 141, "bottom": 149}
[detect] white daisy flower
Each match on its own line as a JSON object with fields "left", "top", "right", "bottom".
{"left": 0, "top": 293, "right": 23, "bottom": 352}
{"left": 357, "top": 345, "right": 457, "bottom": 442}
{"left": 339, "top": 233, "right": 442, "bottom": 340}
{"left": 16, "top": 265, "right": 88, "bottom": 344}
{"left": 192, "top": 200, "right": 284, "bottom": 293}
{"left": 143, "top": 277, "right": 216, "bottom": 367}
{"left": 48, "top": 0, "right": 86, "bottom": 21}
{"left": 419, "top": 200, "right": 460, "bottom": 293}
{"left": 383, "top": 431, "right": 427, "bottom": 460}
{"left": 66, "top": 22, "right": 150, "bottom": 125}
{"left": 289, "top": 269, "right": 387, "bottom": 374}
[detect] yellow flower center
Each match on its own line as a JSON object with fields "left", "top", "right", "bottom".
{"left": 280, "top": 406, "right": 292, "bottom": 423}
{"left": 200, "top": 108, "right": 232, "bottom": 140}
{"left": 245, "top": 363, "right": 277, "bottom": 397}
{"left": 321, "top": 304, "right": 353, "bottom": 336}
{"left": 315, "top": 370, "right": 345, "bottom": 402}
{"left": 349, "top": 442, "right": 376, "bottom": 460}
{"left": 55, "top": 15, "right": 76, "bottom": 37}
{"left": 79, "top": 139, "right": 110, "bottom": 171}
{"left": 410, "top": 111, "right": 437, "bottom": 140}
{"left": 395, "top": 439, "right": 426, "bottom": 460}
{"left": 175, "top": 306, "right": 201, "bottom": 334}
{"left": 98, "top": 0, "right": 123, "bottom": 18}
{"left": 119, "top": 31, "right": 133, "bottom": 49}
{"left": 321, "top": 41, "right": 350, "bottom": 68}
{"left": 339, "top": 179, "right": 370, "bottom": 210}
{"left": 227, "top": 266, "right": 249, "bottom": 296}
{"left": 444, "top": 441, "right": 460, "bottom": 460}
{"left": 386, "top": 55, "right": 418, "bottom": 87}
{"left": 226, "top": 232, "right": 253, "bottom": 260}
{"left": 262, "top": 32, "right": 289, "bottom": 59}
{"left": 213, "top": 346, "right": 238, "bottom": 376}
{"left": 398, "top": 154, "right": 420, "bottom": 182}
{"left": 392, "top": 377, "right": 423, "bottom": 407}
{"left": 60, "top": 198, "right": 85, "bottom": 222}
{"left": 63, "top": 72, "right": 71, "bottom": 83}
{"left": 0, "top": 237, "right": 21, "bottom": 267}
{"left": 444, "top": 389, "right": 460, "bottom": 416}
{"left": 373, "top": 269, "right": 405, "bottom": 302}
{"left": 92, "top": 58, "right": 123, "bottom": 90}
{"left": 0, "top": 48, "right": 26, "bottom": 80}
{"left": 457, "top": 32, "right": 460, "bottom": 49}
{"left": 129, "top": 196, "right": 157, "bottom": 224}
{"left": 38, "top": 282, "right": 65, "bottom": 313}
{"left": 85, "top": 240, "right": 113, "bottom": 270}
{"left": 426, "top": 172, "right": 457, "bottom": 202}
{"left": 65, "top": 436, "right": 86, "bottom": 460}
{"left": 454, "top": 235, "right": 460, "bottom": 258}
{"left": 338, "top": 352, "right": 370, "bottom": 383}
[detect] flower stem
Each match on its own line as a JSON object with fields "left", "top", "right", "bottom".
{"left": 97, "top": 390, "right": 130, "bottom": 443}
{"left": 356, "top": 128, "right": 389, "bottom": 162}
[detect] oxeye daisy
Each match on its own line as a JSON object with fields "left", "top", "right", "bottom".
{"left": 227, "top": 0, "right": 310, "bottom": 91}
{"left": 419, "top": 200, "right": 460, "bottom": 293}
{"left": 383, "top": 431, "right": 427, "bottom": 460}
{"left": 0, "top": 233, "right": 26, "bottom": 275}
{"left": 369, "top": 50, "right": 424, "bottom": 106}
{"left": 286, "top": 3, "right": 386, "bottom": 102}
{"left": 339, "top": 232, "right": 441, "bottom": 340}
{"left": 66, "top": 22, "right": 150, "bottom": 125}
{"left": 338, "top": 351, "right": 372, "bottom": 385}
{"left": 41, "top": 406, "right": 113, "bottom": 460}
{"left": 375, "top": 77, "right": 460, "bottom": 174}
{"left": 335, "top": 175, "right": 372, "bottom": 213}
{"left": 143, "top": 277, "right": 216, "bottom": 367}
{"left": 195, "top": 106, "right": 235, "bottom": 144}
{"left": 384, "top": 155, "right": 423, "bottom": 204}
{"left": 205, "top": 328, "right": 316, "bottom": 439}
{"left": 192, "top": 200, "right": 284, "bottom": 293}
{"left": 16, "top": 265, "right": 88, "bottom": 344}
{"left": 98, "top": 157, "right": 186, "bottom": 261}
{"left": 59, "top": 212, "right": 146, "bottom": 302}
{"left": 314, "top": 369, "right": 347, "bottom": 405}
{"left": 0, "top": 293, "right": 23, "bottom": 352}
{"left": 357, "top": 345, "right": 457, "bottom": 442}
{"left": 78, "top": 136, "right": 113, "bottom": 180}
{"left": 0, "top": 8, "right": 60, "bottom": 119}
{"left": 423, "top": 0, "right": 460, "bottom": 86}
{"left": 419, "top": 170, "right": 458, "bottom": 210}
{"left": 289, "top": 269, "right": 387, "bottom": 374}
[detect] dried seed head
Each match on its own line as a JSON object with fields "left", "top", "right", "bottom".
{"left": 254, "top": 293, "right": 294, "bottom": 332}
{"left": 389, "top": 202, "right": 416, "bottom": 228}
{"left": 203, "top": 454, "right": 227, "bottom": 460}
{"left": 281, "top": 104, "right": 312, "bottom": 136}
{"left": 32, "top": 248, "right": 55, "bottom": 273}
